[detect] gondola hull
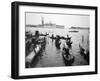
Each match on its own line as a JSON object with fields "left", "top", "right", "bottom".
{"left": 62, "top": 53, "right": 75, "bottom": 66}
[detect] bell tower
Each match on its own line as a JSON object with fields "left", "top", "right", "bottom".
{"left": 42, "top": 17, "right": 44, "bottom": 25}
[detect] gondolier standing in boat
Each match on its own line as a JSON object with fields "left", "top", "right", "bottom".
{"left": 66, "top": 34, "right": 72, "bottom": 48}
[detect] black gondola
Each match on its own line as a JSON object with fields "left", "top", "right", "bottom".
{"left": 55, "top": 35, "right": 61, "bottom": 49}
{"left": 62, "top": 47, "right": 75, "bottom": 66}
{"left": 55, "top": 42, "right": 61, "bottom": 49}
{"left": 79, "top": 44, "right": 89, "bottom": 64}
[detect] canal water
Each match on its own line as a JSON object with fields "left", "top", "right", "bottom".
{"left": 26, "top": 27, "right": 89, "bottom": 68}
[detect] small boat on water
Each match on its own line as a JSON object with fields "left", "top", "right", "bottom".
{"left": 50, "top": 36, "right": 56, "bottom": 40}
{"left": 66, "top": 41, "right": 72, "bottom": 47}
{"left": 69, "top": 30, "right": 79, "bottom": 33}
{"left": 79, "top": 44, "right": 85, "bottom": 56}
{"left": 62, "top": 53, "right": 75, "bottom": 66}
{"left": 62, "top": 48, "right": 75, "bottom": 66}
{"left": 55, "top": 35, "right": 61, "bottom": 49}
{"left": 55, "top": 41, "right": 61, "bottom": 49}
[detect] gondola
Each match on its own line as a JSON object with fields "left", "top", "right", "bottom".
{"left": 79, "top": 44, "right": 89, "bottom": 64}
{"left": 25, "top": 44, "right": 41, "bottom": 68}
{"left": 62, "top": 48, "right": 75, "bottom": 66}
{"left": 55, "top": 39, "right": 61, "bottom": 49}
{"left": 55, "top": 42, "right": 61, "bottom": 49}
{"left": 50, "top": 36, "right": 56, "bottom": 40}
{"left": 66, "top": 41, "right": 72, "bottom": 47}
{"left": 55, "top": 35, "right": 61, "bottom": 49}
{"left": 79, "top": 44, "right": 86, "bottom": 56}
{"left": 69, "top": 30, "right": 79, "bottom": 32}
{"left": 62, "top": 53, "right": 75, "bottom": 66}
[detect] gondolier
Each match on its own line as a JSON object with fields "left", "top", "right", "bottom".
{"left": 66, "top": 34, "right": 72, "bottom": 48}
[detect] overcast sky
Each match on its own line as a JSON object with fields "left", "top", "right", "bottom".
{"left": 26, "top": 12, "right": 90, "bottom": 28}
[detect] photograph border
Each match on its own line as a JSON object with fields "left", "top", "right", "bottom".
{"left": 11, "top": 1, "right": 98, "bottom": 79}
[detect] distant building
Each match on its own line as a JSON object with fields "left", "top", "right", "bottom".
{"left": 26, "top": 17, "right": 64, "bottom": 29}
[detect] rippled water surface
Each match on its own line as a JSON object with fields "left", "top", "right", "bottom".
{"left": 26, "top": 27, "right": 89, "bottom": 68}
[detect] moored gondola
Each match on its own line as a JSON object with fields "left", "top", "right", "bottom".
{"left": 25, "top": 30, "right": 46, "bottom": 68}
{"left": 55, "top": 35, "right": 61, "bottom": 49}
{"left": 66, "top": 41, "right": 72, "bottom": 48}
{"left": 62, "top": 53, "right": 75, "bottom": 66}
{"left": 62, "top": 47, "right": 75, "bottom": 66}
{"left": 79, "top": 44, "right": 89, "bottom": 64}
